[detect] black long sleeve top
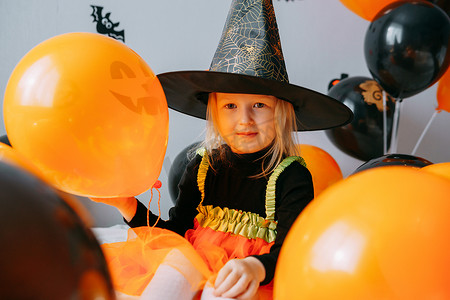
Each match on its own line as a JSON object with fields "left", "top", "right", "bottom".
{"left": 126, "top": 146, "right": 314, "bottom": 284}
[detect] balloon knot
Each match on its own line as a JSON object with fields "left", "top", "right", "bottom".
{"left": 153, "top": 180, "right": 162, "bottom": 189}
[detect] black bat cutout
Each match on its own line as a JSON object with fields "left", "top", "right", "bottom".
{"left": 91, "top": 5, "right": 125, "bottom": 42}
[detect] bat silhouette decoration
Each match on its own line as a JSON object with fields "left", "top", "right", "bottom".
{"left": 91, "top": 5, "right": 125, "bottom": 42}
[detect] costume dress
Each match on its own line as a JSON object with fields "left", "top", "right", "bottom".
{"left": 102, "top": 145, "right": 313, "bottom": 299}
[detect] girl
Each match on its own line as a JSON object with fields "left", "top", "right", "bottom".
{"left": 93, "top": 0, "right": 352, "bottom": 299}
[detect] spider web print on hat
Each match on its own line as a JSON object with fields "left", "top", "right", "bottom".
{"left": 210, "top": 0, "right": 289, "bottom": 82}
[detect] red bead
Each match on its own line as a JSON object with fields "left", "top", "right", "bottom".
{"left": 153, "top": 180, "right": 162, "bottom": 189}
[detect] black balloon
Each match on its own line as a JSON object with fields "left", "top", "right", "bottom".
{"left": 0, "top": 134, "right": 11, "bottom": 146}
{"left": 428, "top": 0, "right": 450, "bottom": 17}
{"left": 168, "top": 142, "right": 202, "bottom": 203}
{"left": 364, "top": 1, "right": 450, "bottom": 98}
{"left": 326, "top": 76, "right": 395, "bottom": 161}
{"left": 0, "top": 161, "right": 115, "bottom": 299}
{"left": 353, "top": 153, "right": 433, "bottom": 174}
{"left": 327, "top": 73, "right": 349, "bottom": 91}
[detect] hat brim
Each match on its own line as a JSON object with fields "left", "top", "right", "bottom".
{"left": 157, "top": 71, "right": 353, "bottom": 131}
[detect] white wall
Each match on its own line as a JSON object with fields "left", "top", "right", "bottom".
{"left": 1, "top": 0, "right": 449, "bottom": 226}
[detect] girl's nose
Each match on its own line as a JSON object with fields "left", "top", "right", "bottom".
{"left": 239, "top": 107, "right": 254, "bottom": 125}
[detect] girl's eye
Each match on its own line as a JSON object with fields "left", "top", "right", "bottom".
{"left": 224, "top": 103, "right": 237, "bottom": 109}
{"left": 254, "top": 103, "right": 265, "bottom": 108}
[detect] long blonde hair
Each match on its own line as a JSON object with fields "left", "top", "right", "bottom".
{"left": 200, "top": 92, "right": 300, "bottom": 177}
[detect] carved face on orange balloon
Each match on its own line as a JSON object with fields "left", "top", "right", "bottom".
{"left": 4, "top": 33, "right": 169, "bottom": 197}
{"left": 109, "top": 60, "right": 162, "bottom": 115}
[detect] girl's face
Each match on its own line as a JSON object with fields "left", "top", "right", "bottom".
{"left": 215, "top": 93, "right": 277, "bottom": 154}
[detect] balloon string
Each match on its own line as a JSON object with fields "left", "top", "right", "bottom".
{"left": 154, "top": 189, "right": 161, "bottom": 227}
{"left": 147, "top": 180, "right": 162, "bottom": 228}
{"left": 390, "top": 99, "right": 402, "bottom": 153}
{"left": 147, "top": 190, "right": 152, "bottom": 228}
{"left": 382, "top": 91, "right": 387, "bottom": 155}
{"left": 411, "top": 110, "right": 438, "bottom": 155}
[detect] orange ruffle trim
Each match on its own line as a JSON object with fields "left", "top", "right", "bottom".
{"left": 101, "top": 220, "right": 274, "bottom": 299}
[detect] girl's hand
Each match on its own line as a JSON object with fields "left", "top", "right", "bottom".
{"left": 89, "top": 196, "right": 137, "bottom": 222}
{"left": 213, "top": 257, "right": 265, "bottom": 300}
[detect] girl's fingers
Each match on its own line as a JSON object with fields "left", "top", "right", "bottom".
{"left": 214, "top": 271, "right": 241, "bottom": 296}
{"left": 214, "top": 263, "right": 233, "bottom": 288}
{"left": 220, "top": 276, "right": 250, "bottom": 299}
{"left": 236, "top": 280, "right": 259, "bottom": 300}
{"left": 213, "top": 258, "right": 262, "bottom": 299}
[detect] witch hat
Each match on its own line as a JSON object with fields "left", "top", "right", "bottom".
{"left": 157, "top": 0, "right": 353, "bottom": 131}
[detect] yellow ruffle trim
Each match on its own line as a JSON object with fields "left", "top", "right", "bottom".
{"left": 265, "top": 156, "right": 306, "bottom": 220}
{"left": 195, "top": 204, "right": 278, "bottom": 243}
{"left": 196, "top": 147, "right": 208, "bottom": 207}
{"left": 194, "top": 148, "right": 306, "bottom": 243}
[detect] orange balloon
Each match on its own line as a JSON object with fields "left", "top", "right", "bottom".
{"left": 0, "top": 143, "right": 93, "bottom": 225}
{"left": 3, "top": 32, "right": 169, "bottom": 198}
{"left": 421, "top": 162, "right": 450, "bottom": 181}
{"left": 0, "top": 143, "right": 42, "bottom": 176}
{"left": 275, "top": 166, "right": 450, "bottom": 299}
{"left": 437, "top": 68, "right": 450, "bottom": 112}
{"left": 340, "top": 0, "right": 412, "bottom": 21}
{"left": 298, "top": 144, "right": 343, "bottom": 197}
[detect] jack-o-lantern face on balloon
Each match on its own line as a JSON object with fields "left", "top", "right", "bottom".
{"left": 4, "top": 32, "right": 169, "bottom": 197}
{"left": 109, "top": 60, "right": 163, "bottom": 116}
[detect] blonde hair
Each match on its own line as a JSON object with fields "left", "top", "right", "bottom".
{"left": 200, "top": 92, "right": 300, "bottom": 177}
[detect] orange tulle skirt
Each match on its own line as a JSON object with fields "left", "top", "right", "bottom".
{"left": 101, "top": 220, "right": 274, "bottom": 299}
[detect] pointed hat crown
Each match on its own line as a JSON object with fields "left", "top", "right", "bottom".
{"left": 210, "top": 0, "right": 288, "bottom": 82}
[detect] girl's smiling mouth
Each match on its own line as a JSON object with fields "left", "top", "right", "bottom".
{"left": 237, "top": 132, "right": 258, "bottom": 137}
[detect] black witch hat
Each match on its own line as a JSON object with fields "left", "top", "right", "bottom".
{"left": 157, "top": 0, "right": 353, "bottom": 131}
